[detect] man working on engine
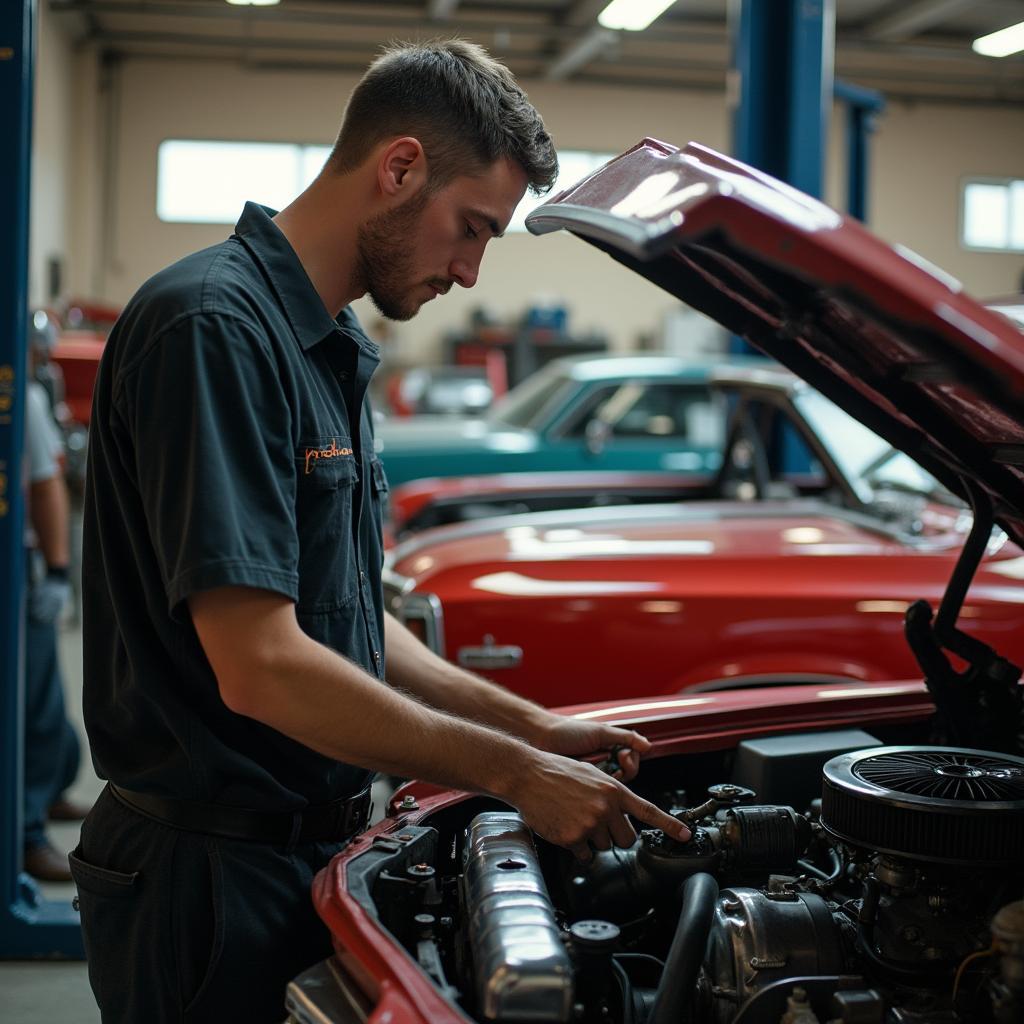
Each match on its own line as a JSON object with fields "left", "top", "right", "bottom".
{"left": 76, "top": 39, "right": 689, "bottom": 1023}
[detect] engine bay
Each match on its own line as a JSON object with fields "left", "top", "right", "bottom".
{"left": 348, "top": 730, "right": 1024, "bottom": 1024}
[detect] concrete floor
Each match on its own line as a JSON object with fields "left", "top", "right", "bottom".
{"left": 1, "top": 601, "right": 393, "bottom": 1022}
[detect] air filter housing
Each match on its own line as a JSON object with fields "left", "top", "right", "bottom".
{"left": 820, "top": 746, "right": 1024, "bottom": 866}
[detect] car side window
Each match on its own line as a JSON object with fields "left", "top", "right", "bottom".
{"left": 561, "top": 383, "right": 723, "bottom": 443}
{"left": 744, "top": 399, "right": 827, "bottom": 493}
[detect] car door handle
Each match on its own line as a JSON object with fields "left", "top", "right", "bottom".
{"left": 457, "top": 639, "right": 523, "bottom": 670}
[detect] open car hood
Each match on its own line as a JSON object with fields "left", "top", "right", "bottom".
{"left": 526, "top": 139, "right": 1024, "bottom": 550}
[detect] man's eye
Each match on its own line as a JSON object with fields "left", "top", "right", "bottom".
{"left": 465, "top": 222, "right": 479, "bottom": 239}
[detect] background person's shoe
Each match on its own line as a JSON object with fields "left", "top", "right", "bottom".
{"left": 48, "top": 796, "right": 92, "bottom": 821}
{"left": 24, "top": 842, "right": 73, "bottom": 882}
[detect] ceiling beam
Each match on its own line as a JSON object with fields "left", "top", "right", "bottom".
{"left": 49, "top": 1, "right": 722, "bottom": 46}
{"left": 51, "top": 0, "right": 547, "bottom": 36}
{"left": 94, "top": 31, "right": 382, "bottom": 55}
{"left": 543, "top": 0, "right": 618, "bottom": 80}
{"left": 545, "top": 25, "right": 617, "bottom": 80}
{"left": 427, "top": 0, "right": 459, "bottom": 20}
{"left": 562, "top": 0, "right": 615, "bottom": 28}
{"left": 867, "top": 0, "right": 978, "bottom": 42}
{"left": 91, "top": 49, "right": 1024, "bottom": 103}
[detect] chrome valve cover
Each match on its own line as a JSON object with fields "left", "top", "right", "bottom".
{"left": 462, "top": 812, "right": 573, "bottom": 1022}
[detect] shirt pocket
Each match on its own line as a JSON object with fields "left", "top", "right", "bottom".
{"left": 294, "top": 437, "right": 359, "bottom": 612}
{"left": 370, "top": 455, "right": 390, "bottom": 510}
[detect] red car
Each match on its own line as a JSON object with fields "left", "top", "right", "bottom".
{"left": 388, "top": 462, "right": 703, "bottom": 538}
{"left": 286, "top": 140, "right": 1024, "bottom": 1024}
{"left": 383, "top": 360, "right": 1024, "bottom": 706}
{"left": 50, "top": 330, "right": 105, "bottom": 426}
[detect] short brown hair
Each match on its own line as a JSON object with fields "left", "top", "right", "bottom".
{"left": 329, "top": 39, "right": 558, "bottom": 195}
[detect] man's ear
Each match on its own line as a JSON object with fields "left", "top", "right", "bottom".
{"left": 378, "top": 137, "right": 427, "bottom": 199}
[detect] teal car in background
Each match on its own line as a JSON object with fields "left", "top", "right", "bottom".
{"left": 374, "top": 355, "right": 730, "bottom": 487}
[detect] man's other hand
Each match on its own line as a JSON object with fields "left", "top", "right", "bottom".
{"left": 531, "top": 714, "right": 650, "bottom": 782}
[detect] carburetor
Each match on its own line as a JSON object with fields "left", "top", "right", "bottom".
{"left": 567, "top": 783, "right": 811, "bottom": 923}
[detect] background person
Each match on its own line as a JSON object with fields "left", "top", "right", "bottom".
{"left": 22, "top": 311, "right": 86, "bottom": 882}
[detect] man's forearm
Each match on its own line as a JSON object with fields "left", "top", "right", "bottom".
{"left": 227, "top": 623, "right": 538, "bottom": 801}
{"left": 384, "top": 611, "right": 550, "bottom": 744}
{"left": 228, "top": 630, "right": 691, "bottom": 855}
{"left": 190, "top": 588, "right": 691, "bottom": 853}
{"left": 29, "top": 475, "right": 70, "bottom": 567}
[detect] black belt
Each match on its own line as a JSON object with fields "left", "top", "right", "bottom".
{"left": 109, "top": 782, "right": 371, "bottom": 845}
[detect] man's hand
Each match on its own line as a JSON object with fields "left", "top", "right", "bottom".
{"left": 514, "top": 750, "right": 691, "bottom": 863}
{"left": 384, "top": 615, "right": 652, "bottom": 784}
{"left": 531, "top": 713, "right": 650, "bottom": 782}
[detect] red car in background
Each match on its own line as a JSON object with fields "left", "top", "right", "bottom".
{"left": 387, "top": 463, "right": 703, "bottom": 538}
{"left": 50, "top": 330, "right": 105, "bottom": 426}
{"left": 384, "top": 361, "right": 1024, "bottom": 706}
{"left": 286, "top": 138, "right": 1024, "bottom": 1024}
{"left": 36, "top": 298, "right": 118, "bottom": 428}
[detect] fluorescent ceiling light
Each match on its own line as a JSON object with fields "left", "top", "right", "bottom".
{"left": 226, "top": 0, "right": 280, "bottom": 6}
{"left": 598, "top": 0, "right": 675, "bottom": 32}
{"left": 972, "top": 21, "right": 1024, "bottom": 57}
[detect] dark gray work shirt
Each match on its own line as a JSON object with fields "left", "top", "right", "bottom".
{"left": 82, "top": 202, "right": 388, "bottom": 810}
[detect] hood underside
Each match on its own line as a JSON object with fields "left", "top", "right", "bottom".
{"left": 526, "top": 139, "right": 1024, "bottom": 550}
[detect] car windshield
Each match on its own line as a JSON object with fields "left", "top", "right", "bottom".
{"left": 488, "top": 366, "right": 572, "bottom": 429}
{"left": 793, "top": 389, "right": 958, "bottom": 505}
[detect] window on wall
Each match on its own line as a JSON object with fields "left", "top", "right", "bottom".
{"left": 961, "top": 178, "right": 1024, "bottom": 252}
{"left": 157, "top": 140, "right": 331, "bottom": 223}
{"left": 156, "top": 139, "right": 616, "bottom": 229}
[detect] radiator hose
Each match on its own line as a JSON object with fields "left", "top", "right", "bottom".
{"left": 648, "top": 872, "right": 719, "bottom": 1024}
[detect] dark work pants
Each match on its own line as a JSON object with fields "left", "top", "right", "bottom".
{"left": 70, "top": 786, "right": 348, "bottom": 1023}
{"left": 24, "top": 614, "right": 80, "bottom": 849}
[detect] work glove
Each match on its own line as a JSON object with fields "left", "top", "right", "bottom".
{"left": 28, "top": 567, "right": 71, "bottom": 626}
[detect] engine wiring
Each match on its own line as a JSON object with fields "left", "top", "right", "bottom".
{"left": 952, "top": 943, "right": 995, "bottom": 1004}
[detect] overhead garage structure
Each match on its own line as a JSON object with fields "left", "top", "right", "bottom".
{"left": 33, "top": 0, "right": 1024, "bottom": 103}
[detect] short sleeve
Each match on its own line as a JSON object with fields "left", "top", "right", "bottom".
{"left": 25, "top": 382, "right": 62, "bottom": 483}
{"left": 119, "top": 314, "right": 300, "bottom": 618}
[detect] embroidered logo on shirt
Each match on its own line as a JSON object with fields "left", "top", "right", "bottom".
{"left": 304, "top": 439, "right": 354, "bottom": 475}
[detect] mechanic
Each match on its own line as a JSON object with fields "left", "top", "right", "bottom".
{"left": 74, "top": 39, "right": 690, "bottom": 1023}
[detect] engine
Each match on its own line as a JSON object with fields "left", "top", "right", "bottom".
{"left": 375, "top": 744, "right": 1024, "bottom": 1024}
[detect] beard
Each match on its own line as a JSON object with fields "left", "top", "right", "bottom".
{"left": 356, "top": 188, "right": 438, "bottom": 322}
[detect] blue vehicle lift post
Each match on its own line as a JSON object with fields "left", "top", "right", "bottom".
{"left": 728, "top": 0, "right": 836, "bottom": 464}
{"left": 729, "top": 0, "right": 835, "bottom": 202}
{"left": 834, "top": 79, "right": 886, "bottom": 223}
{"left": 728, "top": 0, "right": 835, "bottom": 358}
{"left": 0, "top": 0, "right": 85, "bottom": 959}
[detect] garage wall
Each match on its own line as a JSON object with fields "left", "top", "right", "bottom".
{"left": 53, "top": 47, "right": 1024, "bottom": 358}
{"left": 80, "top": 57, "right": 728, "bottom": 358}
{"left": 28, "top": 0, "right": 75, "bottom": 309}
{"left": 869, "top": 100, "right": 1024, "bottom": 298}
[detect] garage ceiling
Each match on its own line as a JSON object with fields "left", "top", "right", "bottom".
{"left": 50, "top": 0, "right": 1024, "bottom": 104}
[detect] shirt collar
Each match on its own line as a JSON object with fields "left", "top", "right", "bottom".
{"left": 232, "top": 202, "right": 378, "bottom": 359}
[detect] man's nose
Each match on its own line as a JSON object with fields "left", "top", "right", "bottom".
{"left": 449, "top": 256, "right": 480, "bottom": 289}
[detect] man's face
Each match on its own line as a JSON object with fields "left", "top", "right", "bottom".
{"left": 356, "top": 157, "right": 529, "bottom": 321}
